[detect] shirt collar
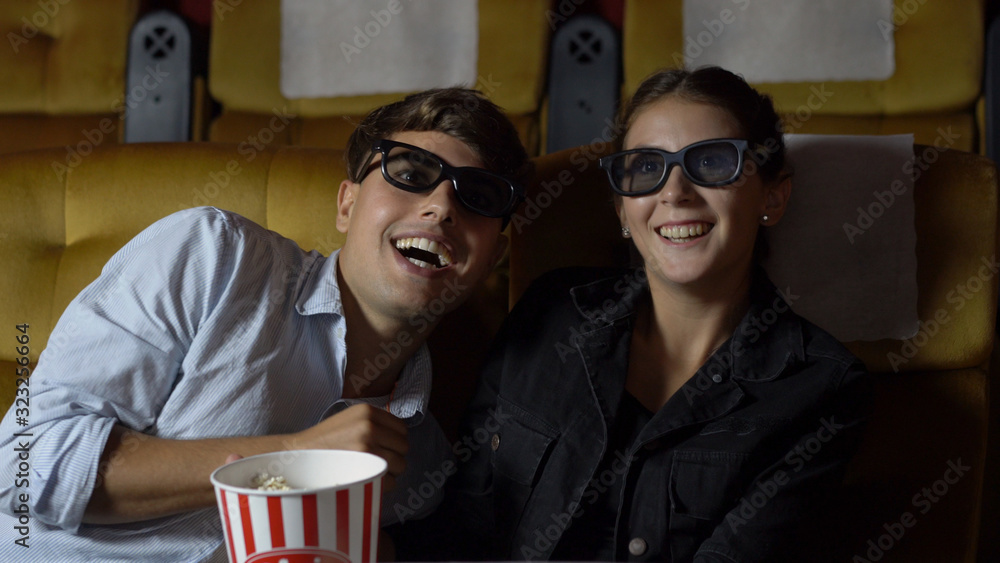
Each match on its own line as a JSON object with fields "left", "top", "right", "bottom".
{"left": 301, "top": 249, "right": 433, "bottom": 424}
{"left": 327, "top": 344, "right": 432, "bottom": 426}
{"left": 295, "top": 248, "right": 345, "bottom": 317}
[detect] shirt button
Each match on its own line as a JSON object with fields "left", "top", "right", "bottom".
{"left": 628, "top": 537, "right": 647, "bottom": 556}
{"left": 491, "top": 434, "right": 501, "bottom": 451}
{"left": 712, "top": 373, "right": 723, "bottom": 383}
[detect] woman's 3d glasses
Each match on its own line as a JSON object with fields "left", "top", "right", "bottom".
{"left": 362, "top": 139, "right": 523, "bottom": 218}
{"left": 599, "top": 139, "right": 754, "bottom": 196}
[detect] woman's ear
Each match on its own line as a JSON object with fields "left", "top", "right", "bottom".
{"left": 762, "top": 171, "right": 793, "bottom": 224}
{"left": 615, "top": 195, "right": 628, "bottom": 230}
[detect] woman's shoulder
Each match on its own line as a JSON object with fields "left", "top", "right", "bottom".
{"left": 794, "top": 314, "right": 866, "bottom": 372}
{"left": 744, "top": 272, "right": 868, "bottom": 392}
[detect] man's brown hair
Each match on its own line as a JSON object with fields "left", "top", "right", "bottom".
{"left": 345, "top": 88, "right": 530, "bottom": 187}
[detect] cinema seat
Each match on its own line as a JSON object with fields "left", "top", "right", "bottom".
{"left": 1, "top": 139, "right": 996, "bottom": 560}
{"left": 622, "top": 0, "right": 985, "bottom": 152}
{"left": 0, "top": 1, "right": 139, "bottom": 155}
{"left": 207, "top": 0, "right": 551, "bottom": 154}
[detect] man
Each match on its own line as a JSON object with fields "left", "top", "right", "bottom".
{"left": 0, "top": 88, "right": 528, "bottom": 561}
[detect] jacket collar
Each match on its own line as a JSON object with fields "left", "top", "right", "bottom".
{"left": 569, "top": 268, "right": 648, "bottom": 324}
{"left": 568, "top": 267, "right": 806, "bottom": 384}
{"left": 725, "top": 270, "right": 806, "bottom": 383}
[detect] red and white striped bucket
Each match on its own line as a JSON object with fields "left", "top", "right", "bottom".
{"left": 211, "top": 450, "right": 387, "bottom": 563}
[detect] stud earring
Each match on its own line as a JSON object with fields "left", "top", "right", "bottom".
{"left": 621, "top": 226, "right": 631, "bottom": 237}
{"left": 760, "top": 214, "right": 770, "bottom": 224}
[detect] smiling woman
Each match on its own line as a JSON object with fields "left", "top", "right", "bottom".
{"left": 396, "top": 67, "right": 874, "bottom": 562}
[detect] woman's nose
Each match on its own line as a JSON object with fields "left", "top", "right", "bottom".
{"left": 657, "top": 165, "right": 696, "bottom": 204}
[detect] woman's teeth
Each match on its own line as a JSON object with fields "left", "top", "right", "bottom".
{"left": 394, "top": 237, "right": 453, "bottom": 269}
{"left": 658, "top": 223, "right": 710, "bottom": 242}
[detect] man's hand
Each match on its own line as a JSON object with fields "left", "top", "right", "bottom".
{"left": 293, "top": 404, "right": 408, "bottom": 491}
{"left": 85, "top": 404, "right": 408, "bottom": 524}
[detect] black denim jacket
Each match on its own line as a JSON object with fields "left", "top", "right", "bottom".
{"left": 398, "top": 267, "right": 872, "bottom": 562}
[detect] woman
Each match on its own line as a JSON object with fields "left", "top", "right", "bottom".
{"left": 397, "top": 67, "right": 872, "bottom": 562}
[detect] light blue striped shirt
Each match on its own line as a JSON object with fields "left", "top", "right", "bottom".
{"left": 0, "top": 207, "right": 452, "bottom": 562}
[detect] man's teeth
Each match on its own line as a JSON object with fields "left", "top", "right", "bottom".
{"left": 394, "top": 237, "right": 453, "bottom": 268}
{"left": 407, "top": 257, "right": 435, "bottom": 269}
{"left": 658, "top": 223, "right": 709, "bottom": 241}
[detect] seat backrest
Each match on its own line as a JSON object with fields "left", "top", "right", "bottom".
{"left": 621, "top": 0, "right": 984, "bottom": 152}
{"left": 207, "top": 0, "right": 552, "bottom": 153}
{"left": 0, "top": 1, "right": 139, "bottom": 154}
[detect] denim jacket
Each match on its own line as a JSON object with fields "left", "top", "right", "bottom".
{"left": 399, "top": 267, "right": 872, "bottom": 562}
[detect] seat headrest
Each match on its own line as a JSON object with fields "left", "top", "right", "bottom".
{"left": 764, "top": 134, "right": 918, "bottom": 342}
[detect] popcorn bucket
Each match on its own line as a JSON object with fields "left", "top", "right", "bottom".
{"left": 210, "top": 450, "right": 387, "bottom": 563}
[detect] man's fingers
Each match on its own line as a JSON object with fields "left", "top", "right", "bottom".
{"left": 337, "top": 405, "right": 409, "bottom": 456}
{"left": 371, "top": 446, "right": 407, "bottom": 478}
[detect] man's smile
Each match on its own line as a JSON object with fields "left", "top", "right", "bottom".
{"left": 393, "top": 236, "right": 454, "bottom": 269}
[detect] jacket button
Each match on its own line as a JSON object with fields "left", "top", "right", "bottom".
{"left": 491, "top": 434, "right": 501, "bottom": 451}
{"left": 628, "top": 537, "right": 647, "bottom": 556}
{"left": 711, "top": 373, "right": 723, "bottom": 383}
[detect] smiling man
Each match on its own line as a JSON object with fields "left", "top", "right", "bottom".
{"left": 0, "top": 88, "right": 528, "bottom": 562}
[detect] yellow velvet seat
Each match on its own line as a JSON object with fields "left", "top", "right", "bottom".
{"left": 0, "top": 1, "right": 139, "bottom": 155}
{"left": 622, "top": 0, "right": 985, "bottom": 152}
{"left": 207, "top": 0, "right": 550, "bottom": 155}
{"left": 0, "top": 140, "right": 996, "bottom": 560}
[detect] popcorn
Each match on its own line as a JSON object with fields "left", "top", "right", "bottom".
{"left": 251, "top": 472, "right": 294, "bottom": 491}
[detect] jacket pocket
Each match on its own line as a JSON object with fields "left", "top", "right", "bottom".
{"left": 492, "top": 395, "right": 559, "bottom": 486}
{"left": 491, "top": 395, "right": 559, "bottom": 547}
{"left": 669, "top": 449, "right": 749, "bottom": 521}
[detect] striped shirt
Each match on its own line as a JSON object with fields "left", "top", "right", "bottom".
{"left": 0, "top": 207, "right": 451, "bottom": 562}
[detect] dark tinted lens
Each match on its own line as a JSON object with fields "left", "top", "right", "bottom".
{"left": 613, "top": 152, "right": 666, "bottom": 193}
{"left": 455, "top": 170, "right": 512, "bottom": 216}
{"left": 684, "top": 142, "right": 741, "bottom": 184}
{"left": 384, "top": 146, "right": 443, "bottom": 188}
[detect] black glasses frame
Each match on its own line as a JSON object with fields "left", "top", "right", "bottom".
{"left": 361, "top": 139, "right": 524, "bottom": 219}
{"left": 599, "top": 138, "right": 753, "bottom": 196}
